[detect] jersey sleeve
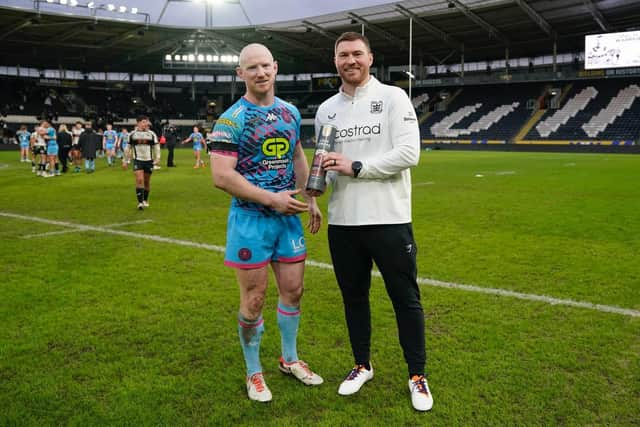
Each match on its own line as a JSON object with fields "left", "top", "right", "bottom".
{"left": 359, "top": 87, "right": 420, "bottom": 179}
{"left": 293, "top": 106, "right": 302, "bottom": 146}
{"left": 209, "top": 112, "right": 242, "bottom": 157}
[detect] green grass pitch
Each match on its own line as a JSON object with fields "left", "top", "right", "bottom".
{"left": 0, "top": 148, "right": 638, "bottom": 426}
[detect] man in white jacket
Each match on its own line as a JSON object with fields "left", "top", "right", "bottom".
{"left": 315, "top": 31, "right": 432, "bottom": 412}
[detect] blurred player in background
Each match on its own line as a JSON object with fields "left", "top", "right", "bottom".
{"left": 182, "top": 125, "right": 206, "bottom": 169}
{"left": 16, "top": 125, "right": 31, "bottom": 163}
{"left": 127, "top": 116, "right": 160, "bottom": 210}
{"left": 42, "top": 120, "right": 59, "bottom": 177}
{"left": 103, "top": 123, "right": 118, "bottom": 167}
{"left": 70, "top": 121, "right": 83, "bottom": 173}
{"left": 118, "top": 127, "right": 130, "bottom": 169}
{"left": 32, "top": 123, "right": 47, "bottom": 176}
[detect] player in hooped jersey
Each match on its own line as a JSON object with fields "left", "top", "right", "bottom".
{"left": 182, "top": 126, "right": 206, "bottom": 169}
{"left": 209, "top": 43, "right": 323, "bottom": 403}
{"left": 126, "top": 116, "right": 160, "bottom": 210}
{"left": 70, "top": 121, "right": 83, "bottom": 173}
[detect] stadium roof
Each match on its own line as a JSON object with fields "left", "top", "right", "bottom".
{"left": 0, "top": 0, "right": 639, "bottom": 75}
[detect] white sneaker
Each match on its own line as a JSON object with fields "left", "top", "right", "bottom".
{"left": 338, "top": 364, "right": 374, "bottom": 396}
{"left": 142, "top": 200, "right": 149, "bottom": 207}
{"left": 246, "top": 373, "right": 272, "bottom": 402}
{"left": 137, "top": 202, "right": 144, "bottom": 210}
{"left": 408, "top": 375, "right": 433, "bottom": 411}
{"left": 278, "top": 357, "right": 323, "bottom": 385}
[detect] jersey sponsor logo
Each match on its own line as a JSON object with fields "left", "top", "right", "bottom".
{"left": 291, "top": 237, "right": 305, "bottom": 252}
{"left": 216, "top": 118, "right": 239, "bottom": 129}
{"left": 328, "top": 113, "right": 336, "bottom": 120}
{"left": 266, "top": 112, "right": 278, "bottom": 122}
{"left": 262, "top": 137, "right": 290, "bottom": 158}
{"left": 370, "top": 100, "right": 383, "bottom": 114}
{"left": 238, "top": 248, "right": 252, "bottom": 261}
{"left": 335, "top": 123, "right": 381, "bottom": 139}
{"left": 404, "top": 110, "right": 417, "bottom": 122}
{"left": 209, "top": 130, "right": 232, "bottom": 141}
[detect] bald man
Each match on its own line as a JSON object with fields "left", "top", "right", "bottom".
{"left": 208, "top": 43, "right": 323, "bottom": 402}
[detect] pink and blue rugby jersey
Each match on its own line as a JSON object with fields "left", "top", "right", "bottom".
{"left": 209, "top": 96, "right": 302, "bottom": 215}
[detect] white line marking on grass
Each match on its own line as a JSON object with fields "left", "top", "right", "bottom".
{"left": 495, "top": 170, "right": 516, "bottom": 175}
{"left": 20, "top": 219, "right": 153, "bottom": 239}
{"left": 414, "top": 181, "right": 435, "bottom": 186}
{"left": 2, "top": 211, "right": 639, "bottom": 318}
{"left": 0, "top": 163, "right": 9, "bottom": 169}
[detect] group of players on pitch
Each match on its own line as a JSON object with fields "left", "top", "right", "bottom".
{"left": 16, "top": 119, "right": 210, "bottom": 210}
{"left": 16, "top": 121, "right": 133, "bottom": 176}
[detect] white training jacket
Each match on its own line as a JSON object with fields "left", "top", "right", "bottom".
{"left": 315, "top": 76, "right": 420, "bottom": 226}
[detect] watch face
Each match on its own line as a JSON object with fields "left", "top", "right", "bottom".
{"left": 352, "top": 161, "right": 362, "bottom": 177}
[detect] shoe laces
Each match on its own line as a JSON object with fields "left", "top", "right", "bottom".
{"left": 346, "top": 365, "right": 367, "bottom": 381}
{"left": 295, "top": 360, "right": 313, "bottom": 377}
{"left": 411, "top": 375, "right": 429, "bottom": 395}
{"left": 250, "top": 373, "right": 265, "bottom": 392}
{"left": 283, "top": 358, "right": 313, "bottom": 377}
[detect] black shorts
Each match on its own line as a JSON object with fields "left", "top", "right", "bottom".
{"left": 32, "top": 146, "right": 46, "bottom": 155}
{"left": 133, "top": 160, "right": 154, "bottom": 174}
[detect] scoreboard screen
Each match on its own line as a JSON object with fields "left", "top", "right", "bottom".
{"left": 585, "top": 30, "right": 640, "bottom": 69}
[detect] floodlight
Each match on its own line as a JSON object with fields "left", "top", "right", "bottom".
{"left": 197, "top": 54, "right": 205, "bottom": 62}
{"left": 232, "top": 55, "right": 239, "bottom": 62}
{"left": 60, "top": 0, "right": 68, "bottom": 5}
{"left": 69, "top": 0, "right": 78, "bottom": 5}
{"left": 119, "top": 6, "right": 127, "bottom": 12}
{"left": 131, "top": 7, "right": 138, "bottom": 14}
{"left": 174, "top": 54, "right": 181, "bottom": 61}
{"left": 188, "top": 54, "right": 195, "bottom": 62}
{"left": 107, "top": 4, "right": 115, "bottom": 11}
{"left": 165, "top": 54, "right": 172, "bottom": 61}
{"left": 206, "top": 54, "right": 213, "bottom": 62}
{"left": 182, "top": 55, "right": 188, "bottom": 61}
{"left": 46, "top": 0, "right": 54, "bottom": 3}
{"left": 87, "top": 1, "right": 95, "bottom": 8}
{"left": 213, "top": 55, "right": 219, "bottom": 62}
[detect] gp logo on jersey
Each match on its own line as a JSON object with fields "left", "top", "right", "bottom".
{"left": 262, "top": 137, "right": 290, "bottom": 158}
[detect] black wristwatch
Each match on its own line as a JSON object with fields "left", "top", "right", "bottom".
{"left": 351, "top": 161, "right": 363, "bottom": 178}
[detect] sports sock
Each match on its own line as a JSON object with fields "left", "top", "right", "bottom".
{"left": 136, "top": 188, "right": 144, "bottom": 203}
{"left": 238, "top": 313, "right": 265, "bottom": 376}
{"left": 85, "top": 159, "right": 90, "bottom": 170}
{"left": 277, "top": 301, "right": 300, "bottom": 363}
{"left": 143, "top": 189, "right": 149, "bottom": 201}
{"left": 356, "top": 360, "right": 371, "bottom": 371}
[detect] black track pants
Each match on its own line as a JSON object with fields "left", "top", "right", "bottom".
{"left": 328, "top": 223, "right": 426, "bottom": 376}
